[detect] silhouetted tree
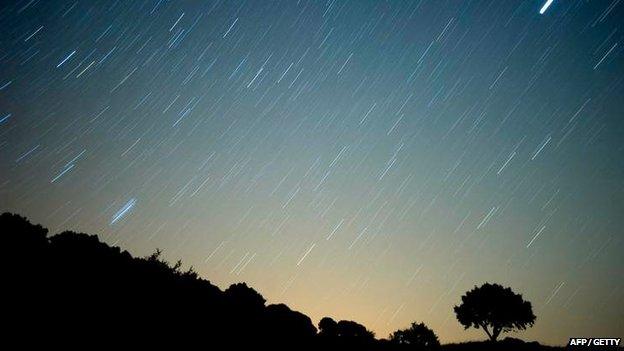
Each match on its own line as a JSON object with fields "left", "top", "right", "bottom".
{"left": 264, "top": 303, "right": 317, "bottom": 341}
{"left": 224, "top": 282, "right": 266, "bottom": 314}
{"left": 390, "top": 322, "right": 440, "bottom": 350}
{"left": 337, "top": 319, "right": 375, "bottom": 339}
{"left": 316, "top": 317, "right": 377, "bottom": 349}
{"left": 454, "top": 283, "right": 536, "bottom": 342}
{"left": 318, "top": 316, "right": 339, "bottom": 337}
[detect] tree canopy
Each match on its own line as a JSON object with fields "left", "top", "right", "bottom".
{"left": 453, "top": 283, "right": 536, "bottom": 342}
{"left": 390, "top": 322, "right": 440, "bottom": 350}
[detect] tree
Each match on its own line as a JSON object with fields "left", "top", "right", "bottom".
{"left": 336, "top": 320, "right": 375, "bottom": 340}
{"left": 264, "top": 304, "right": 317, "bottom": 340}
{"left": 454, "top": 283, "right": 536, "bottom": 342}
{"left": 224, "top": 282, "right": 266, "bottom": 313}
{"left": 318, "top": 317, "right": 339, "bottom": 337}
{"left": 390, "top": 322, "right": 440, "bottom": 350}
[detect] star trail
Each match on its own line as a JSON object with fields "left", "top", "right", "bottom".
{"left": 1, "top": 0, "right": 623, "bottom": 344}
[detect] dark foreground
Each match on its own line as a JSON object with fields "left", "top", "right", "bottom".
{"left": 1, "top": 212, "right": 608, "bottom": 349}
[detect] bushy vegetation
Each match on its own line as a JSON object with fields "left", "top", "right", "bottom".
{"left": 2, "top": 212, "right": 568, "bottom": 350}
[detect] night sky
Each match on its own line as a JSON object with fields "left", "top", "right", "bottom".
{"left": 1, "top": 0, "right": 623, "bottom": 344}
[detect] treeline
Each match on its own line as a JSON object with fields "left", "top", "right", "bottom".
{"left": 2, "top": 212, "right": 563, "bottom": 350}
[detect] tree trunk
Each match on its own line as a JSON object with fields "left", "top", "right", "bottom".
{"left": 491, "top": 327, "right": 501, "bottom": 342}
{"left": 480, "top": 324, "right": 493, "bottom": 341}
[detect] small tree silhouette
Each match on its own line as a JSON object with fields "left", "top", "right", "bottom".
{"left": 224, "top": 282, "right": 266, "bottom": 312}
{"left": 318, "top": 317, "right": 339, "bottom": 337}
{"left": 336, "top": 320, "right": 375, "bottom": 340}
{"left": 454, "top": 283, "right": 535, "bottom": 342}
{"left": 390, "top": 322, "right": 440, "bottom": 350}
{"left": 264, "top": 303, "right": 317, "bottom": 340}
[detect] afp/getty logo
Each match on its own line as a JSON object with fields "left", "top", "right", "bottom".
{"left": 568, "top": 338, "right": 621, "bottom": 348}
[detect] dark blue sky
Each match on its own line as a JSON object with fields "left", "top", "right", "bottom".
{"left": 1, "top": 0, "right": 623, "bottom": 344}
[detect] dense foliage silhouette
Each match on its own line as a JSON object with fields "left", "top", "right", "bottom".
{"left": 2, "top": 212, "right": 575, "bottom": 350}
{"left": 454, "top": 283, "right": 536, "bottom": 341}
{"left": 390, "top": 322, "right": 440, "bottom": 350}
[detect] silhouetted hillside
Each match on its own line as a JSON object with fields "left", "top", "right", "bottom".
{"left": 1, "top": 212, "right": 584, "bottom": 349}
